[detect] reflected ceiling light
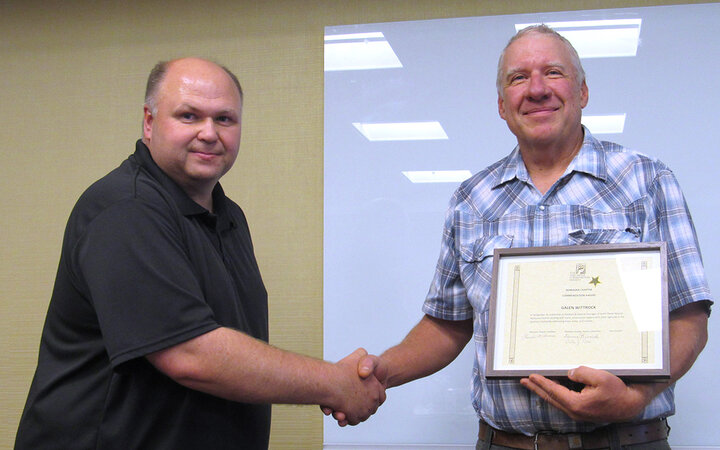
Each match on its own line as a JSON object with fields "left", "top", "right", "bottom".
{"left": 581, "top": 114, "right": 626, "bottom": 134}
{"left": 324, "top": 32, "right": 403, "bottom": 71}
{"left": 402, "top": 170, "right": 473, "bottom": 184}
{"left": 352, "top": 121, "right": 448, "bottom": 141}
{"left": 515, "top": 19, "right": 642, "bottom": 58}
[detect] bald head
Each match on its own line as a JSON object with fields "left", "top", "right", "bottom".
{"left": 144, "top": 58, "right": 243, "bottom": 114}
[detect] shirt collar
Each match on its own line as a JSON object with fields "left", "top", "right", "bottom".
{"left": 491, "top": 126, "right": 608, "bottom": 188}
{"left": 132, "top": 140, "right": 234, "bottom": 231}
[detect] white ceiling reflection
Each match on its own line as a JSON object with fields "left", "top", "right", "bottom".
{"left": 516, "top": 19, "right": 642, "bottom": 58}
{"left": 324, "top": 32, "right": 403, "bottom": 71}
{"left": 402, "top": 170, "right": 473, "bottom": 184}
{"left": 353, "top": 121, "right": 448, "bottom": 141}
{"left": 324, "top": 4, "right": 720, "bottom": 447}
{"left": 581, "top": 114, "right": 626, "bottom": 134}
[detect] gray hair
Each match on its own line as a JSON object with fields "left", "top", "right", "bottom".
{"left": 144, "top": 59, "right": 244, "bottom": 114}
{"left": 496, "top": 24, "right": 585, "bottom": 94}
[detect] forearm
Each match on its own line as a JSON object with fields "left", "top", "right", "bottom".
{"left": 633, "top": 301, "right": 709, "bottom": 400}
{"left": 324, "top": 315, "right": 473, "bottom": 426}
{"left": 381, "top": 315, "right": 473, "bottom": 388}
{"left": 148, "top": 327, "right": 342, "bottom": 407}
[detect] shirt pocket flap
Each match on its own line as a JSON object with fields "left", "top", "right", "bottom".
{"left": 459, "top": 235, "right": 514, "bottom": 263}
{"left": 568, "top": 227, "right": 641, "bottom": 245}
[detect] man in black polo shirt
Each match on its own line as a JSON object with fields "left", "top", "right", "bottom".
{"left": 15, "top": 57, "right": 385, "bottom": 449}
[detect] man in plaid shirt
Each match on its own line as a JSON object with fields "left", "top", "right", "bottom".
{"left": 327, "top": 25, "right": 711, "bottom": 449}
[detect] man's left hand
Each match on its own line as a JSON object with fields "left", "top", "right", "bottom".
{"left": 520, "top": 366, "right": 655, "bottom": 423}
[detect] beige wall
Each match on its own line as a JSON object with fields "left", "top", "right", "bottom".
{"left": 1, "top": 0, "right": 707, "bottom": 447}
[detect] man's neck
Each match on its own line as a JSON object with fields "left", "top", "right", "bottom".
{"left": 518, "top": 130, "right": 584, "bottom": 195}
{"left": 185, "top": 186, "right": 214, "bottom": 212}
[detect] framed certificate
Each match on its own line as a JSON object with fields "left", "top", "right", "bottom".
{"left": 486, "top": 242, "right": 669, "bottom": 380}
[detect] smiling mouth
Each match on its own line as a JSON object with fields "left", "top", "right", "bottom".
{"left": 191, "top": 150, "right": 221, "bottom": 160}
{"left": 524, "top": 107, "right": 559, "bottom": 116}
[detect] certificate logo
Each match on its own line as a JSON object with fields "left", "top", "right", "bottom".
{"left": 575, "top": 263, "right": 586, "bottom": 275}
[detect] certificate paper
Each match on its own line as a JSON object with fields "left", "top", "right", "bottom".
{"left": 486, "top": 243, "right": 669, "bottom": 379}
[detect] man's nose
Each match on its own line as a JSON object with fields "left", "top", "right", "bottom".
{"left": 527, "top": 73, "right": 551, "bottom": 100}
{"left": 197, "top": 118, "right": 219, "bottom": 142}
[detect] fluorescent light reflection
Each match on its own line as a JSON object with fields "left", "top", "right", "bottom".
{"left": 581, "top": 114, "right": 626, "bottom": 134}
{"left": 324, "top": 32, "right": 385, "bottom": 41}
{"left": 353, "top": 121, "right": 448, "bottom": 141}
{"left": 324, "top": 32, "right": 403, "bottom": 71}
{"left": 515, "top": 19, "right": 642, "bottom": 58}
{"left": 403, "top": 170, "right": 473, "bottom": 184}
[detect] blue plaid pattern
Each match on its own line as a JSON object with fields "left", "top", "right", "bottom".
{"left": 422, "top": 129, "right": 712, "bottom": 435}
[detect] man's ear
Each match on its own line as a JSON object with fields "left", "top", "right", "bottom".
{"left": 498, "top": 94, "right": 506, "bottom": 120}
{"left": 142, "top": 106, "right": 153, "bottom": 141}
{"left": 580, "top": 81, "right": 589, "bottom": 109}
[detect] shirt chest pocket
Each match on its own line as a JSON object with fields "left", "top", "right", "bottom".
{"left": 568, "top": 227, "right": 641, "bottom": 245}
{"left": 457, "top": 235, "right": 514, "bottom": 313}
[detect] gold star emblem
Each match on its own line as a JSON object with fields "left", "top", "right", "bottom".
{"left": 589, "top": 276, "right": 601, "bottom": 287}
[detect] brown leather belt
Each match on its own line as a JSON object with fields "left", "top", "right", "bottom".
{"left": 478, "top": 419, "right": 669, "bottom": 450}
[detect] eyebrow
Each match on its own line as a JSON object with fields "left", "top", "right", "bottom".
{"left": 175, "top": 103, "right": 240, "bottom": 116}
{"left": 505, "top": 62, "right": 569, "bottom": 77}
{"left": 545, "top": 61, "right": 568, "bottom": 71}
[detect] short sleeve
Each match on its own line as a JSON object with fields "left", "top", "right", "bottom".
{"left": 646, "top": 168, "right": 712, "bottom": 311}
{"left": 423, "top": 202, "right": 475, "bottom": 321}
{"left": 74, "top": 199, "right": 219, "bottom": 367}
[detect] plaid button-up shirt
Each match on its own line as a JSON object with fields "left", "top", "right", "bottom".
{"left": 423, "top": 128, "right": 712, "bottom": 435}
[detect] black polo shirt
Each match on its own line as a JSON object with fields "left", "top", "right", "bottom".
{"left": 16, "top": 141, "right": 271, "bottom": 449}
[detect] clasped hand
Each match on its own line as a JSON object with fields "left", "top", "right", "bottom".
{"left": 322, "top": 349, "right": 386, "bottom": 427}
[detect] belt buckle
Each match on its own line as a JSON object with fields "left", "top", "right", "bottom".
{"left": 533, "top": 432, "right": 582, "bottom": 450}
{"left": 567, "top": 434, "right": 582, "bottom": 449}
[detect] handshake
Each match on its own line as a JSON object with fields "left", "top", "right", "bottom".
{"left": 321, "top": 348, "right": 387, "bottom": 427}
